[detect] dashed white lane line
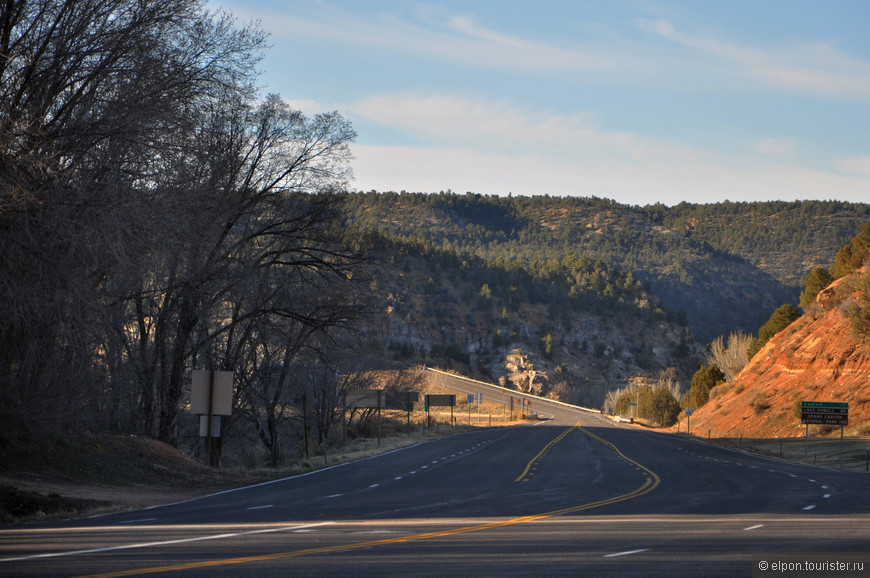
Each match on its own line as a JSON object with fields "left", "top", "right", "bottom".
{"left": 246, "top": 505, "right": 273, "bottom": 511}
{"left": 824, "top": 494, "right": 831, "bottom": 499}
{"left": 803, "top": 504, "right": 816, "bottom": 511}
{"left": 0, "top": 523, "right": 335, "bottom": 563}
{"left": 359, "top": 439, "right": 493, "bottom": 496}
{"left": 743, "top": 524, "right": 764, "bottom": 531}
{"left": 604, "top": 548, "right": 649, "bottom": 558}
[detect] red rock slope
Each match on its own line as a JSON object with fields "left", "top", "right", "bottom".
{"left": 684, "top": 267, "right": 870, "bottom": 438}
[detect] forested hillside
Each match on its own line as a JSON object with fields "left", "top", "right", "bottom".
{"left": 351, "top": 228, "right": 703, "bottom": 408}
{"left": 344, "top": 191, "right": 870, "bottom": 343}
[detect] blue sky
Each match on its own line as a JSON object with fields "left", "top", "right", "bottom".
{"left": 210, "top": 0, "right": 870, "bottom": 206}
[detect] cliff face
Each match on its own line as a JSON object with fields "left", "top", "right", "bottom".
{"left": 687, "top": 268, "right": 870, "bottom": 438}
{"left": 375, "top": 298, "right": 702, "bottom": 408}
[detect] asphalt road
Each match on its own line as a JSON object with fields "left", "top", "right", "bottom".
{"left": 2, "top": 380, "right": 869, "bottom": 577}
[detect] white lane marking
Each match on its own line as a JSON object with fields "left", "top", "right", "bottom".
{"left": 117, "top": 518, "right": 157, "bottom": 525}
{"left": 789, "top": 474, "right": 798, "bottom": 478}
{"left": 821, "top": 485, "right": 829, "bottom": 489}
{"left": 803, "top": 505, "right": 816, "bottom": 511}
{"left": 246, "top": 505, "right": 273, "bottom": 511}
{"left": 394, "top": 476, "right": 402, "bottom": 481}
{"left": 0, "top": 522, "right": 334, "bottom": 563}
{"left": 743, "top": 524, "right": 764, "bottom": 531}
{"left": 604, "top": 548, "right": 649, "bottom": 558}
{"left": 823, "top": 494, "right": 831, "bottom": 499}
{"left": 326, "top": 494, "right": 343, "bottom": 499}
{"left": 809, "top": 479, "right": 816, "bottom": 483}
{"left": 368, "top": 484, "right": 380, "bottom": 489}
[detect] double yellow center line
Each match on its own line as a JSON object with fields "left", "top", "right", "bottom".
{"left": 82, "top": 424, "right": 660, "bottom": 577}
{"left": 514, "top": 422, "right": 579, "bottom": 482}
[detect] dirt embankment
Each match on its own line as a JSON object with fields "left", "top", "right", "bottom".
{"left": 677, "top": 267, "right": 870, "bottom": 440}
{"left": 0, "top": 422, "right": 486, "bottom": 525}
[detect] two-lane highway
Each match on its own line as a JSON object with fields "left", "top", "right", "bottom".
{"left": 2, "top": 392, "right": 869, "bottom": 576}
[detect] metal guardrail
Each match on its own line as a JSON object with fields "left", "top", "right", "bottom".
{"left": 424, "top": 366, "right": 602, "bottom": 415}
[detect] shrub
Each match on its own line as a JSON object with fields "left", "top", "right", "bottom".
{"left": 750, "top": 392, "right": 770, "bottom": 415}
{"left": 648, "top": 383, "right": 681, "bottom": 427}
{"left": 792, "top": 396, "right": 804, "bottom": 420}
{"left": 685, "top": 365, "right": 725, "bottom": 409}
{"left": 748, "top": 304, "right": 802, "bottom": 358}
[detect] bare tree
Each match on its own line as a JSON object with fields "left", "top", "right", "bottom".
{"left": 706, "top": 332, "right": 753, "bottom": 382}
{"left": 0, "top": 0, "right": 268, "bottom": 439}
{"left": 1, "top": 0, "right": 367, "bottom": 450}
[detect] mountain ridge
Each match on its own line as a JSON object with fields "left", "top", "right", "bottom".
{"left": 344, "top": 192, "right": 870, "bottom": 343}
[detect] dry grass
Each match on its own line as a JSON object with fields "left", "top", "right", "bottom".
{"left": 689, "top": 433, "right": 870, "bottom": 473}
{"left": 0, "top": 401, "right": 528, "bottom": 523}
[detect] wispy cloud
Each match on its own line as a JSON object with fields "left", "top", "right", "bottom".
{"left": 836, "top": 156, "right": 870, "bottom": 176}
{"left": 638, "top": 18, "right": 870, "bottom": 101}
{"left": 347, "top": 93, "right": 870, "bottom": 204}
{"left": 241, "top": 3, "right": 644, "bottom": 77}
{"left": 228, "top": 2, "right": 870, "bottom": 100}
{"left": 754, "top": 138, "right": 798, "bottom": 160}
{"left": 347, "top": 93, "right": 698, "bottom": 165}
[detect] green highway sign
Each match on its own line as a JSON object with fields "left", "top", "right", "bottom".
{"left": 801, "top": 400, "right": 848, "bottom": 426}
{"left": 801, "top": 401, "right": 848, "bottom": 408}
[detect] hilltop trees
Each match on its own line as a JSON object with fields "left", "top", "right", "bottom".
{"left": 831, "top": 223, "right": 870, "bottom": 279}
{"left": 800, "top": 268, "right": 835, "bottom": 309}
{"left": 747, "top": 304, "right": 802, "bottom": 359}
{"left": 800, "top": 223, "right": 870, "bottom": 311}
{"left": 849, "top": 274, "right": 870, "bottom": 342}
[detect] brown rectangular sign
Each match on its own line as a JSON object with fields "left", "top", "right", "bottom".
{"left": 190, "top": 370, "right": 234, "bottom": 416}
{"left": 393, "top": 391, "right": 420, "bottom": 411}
{"left": 345, "top": 389, "right": 383, "bottom": 409}
{"left": 425, "top": 394, "right": 456, "bottom": 407}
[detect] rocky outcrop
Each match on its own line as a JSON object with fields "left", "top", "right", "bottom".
{"left": 687, "top": 267, "right": 870, "bottom": 438}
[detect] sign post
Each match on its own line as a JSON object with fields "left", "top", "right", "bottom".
{"left": 425, "top": 394, "right": 456, "bottom": 428}
{"left": 345, "top": 389, "right": 384, "bottom": 445}
{"left": 191, "top": 370, "right": 233, "bottom": 467}
{"left": 396, "top": 391, "right": 419, "bottom": 435}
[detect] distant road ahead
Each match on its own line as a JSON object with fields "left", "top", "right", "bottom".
{"left": 3, "top": 376, "right": 869, "bottom": 576}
